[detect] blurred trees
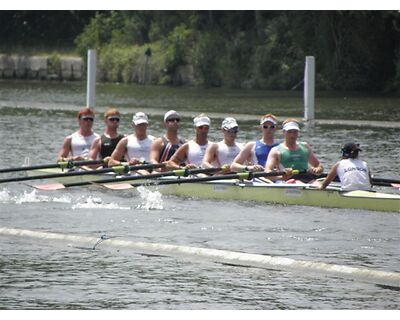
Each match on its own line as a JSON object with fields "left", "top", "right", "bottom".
{"left": 1, "top": 10, "right": 399, "bottom": 91}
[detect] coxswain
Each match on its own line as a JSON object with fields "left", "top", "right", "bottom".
{"left": 320, "top": 142, "right": 372, "bottom": 191}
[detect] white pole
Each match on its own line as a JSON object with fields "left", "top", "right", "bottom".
{"left": 304, "top": 56, "right": 315, "bottom": 121}
{"left": 86, "top": 49, "right": 96, "bottom": 108}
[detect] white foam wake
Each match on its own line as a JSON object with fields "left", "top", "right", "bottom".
{"left": 136, "top": 186, "right": 164, "bottom": 211}
{"left": 72, "top": 196, "right": 131, "bottom": 210}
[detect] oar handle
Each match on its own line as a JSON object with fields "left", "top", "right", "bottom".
{"left": 0, "top": 162, "right": 168, "bottom": 184}
{"left": 0, "top": 159, "right": 104, "bottom": 173}
{"left": 129, "top": 170, "right": 296, "bottom": 187}
{"left": 61, "top": 166, "right": 221, "bottom": 188}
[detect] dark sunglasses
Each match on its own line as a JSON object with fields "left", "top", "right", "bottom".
{"left": 167, "top": 118, "right": 180, "bottom": 122}
{"left": 197, "top": 125, "right": 209, "bottom": 130}
{"left": 108, "top": 117, "right": 120, "bottom": 122}
{"left": 227, "top": 128, "right": 238, "bottom": 133}
{"left": 263, "top": 125, "right": 275, "bottom": 129}
{"left": 81, "top": 117, "right": 94, "bottom": 121}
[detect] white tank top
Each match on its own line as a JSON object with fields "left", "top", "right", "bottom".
{"left": 70, "top": 131, "right": 100, "bottom": 158}
{"left": 125, "top": 134, "right": 155, "bottom": 162}
{"left": 337, "top": 158, "right": 371, "bottom": 191}
{"left": 187, "top": 140, "right": 209, "bottom": 166}
{"left": 215, "top": 141, "right": 243, "bottom": 166}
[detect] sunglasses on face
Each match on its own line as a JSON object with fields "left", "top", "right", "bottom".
{"left": 227, "top": 128, "right": 238, "bottom": 134}
{"left": 167, "top": 118, "right": 180, "bottom": 122}
{"left": 263, "top": 125, "right": 275, "bottom": 129}
{"left": 81, "top": 117, "right": 94, "bottom": 121}
{"left": 108, "top": 117, "right": 120, "bottom": 122}
{"left": 197, "top": 125, "right": 209, "bottom": 130}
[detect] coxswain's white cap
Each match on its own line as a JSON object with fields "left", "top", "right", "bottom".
{"left": 164, "top": 110, "right": 181, "bottom": 121}
{"left": 221, "top": 117, "right": 238, "bottom": 130}
{"left": 132, "top": 112, "right": 148, "bottom": 125}
{"left": 260, "top": 116, "right": 277, "bottom": 125}
{"left": 283, "top": 121, "right": 300, "bottom": 131}
{"left": 193, "top": 115, "right": 210, "bottom": 127}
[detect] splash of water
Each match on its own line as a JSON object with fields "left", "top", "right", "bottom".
{"left": 0, "top": 188, "right": 72, "bottom": 204}
{"left": 136, "top": 186, "right": 164, "bottom": 211}
{"left": 0, "top": 188, "right": 11, "bottom": 202}
{"left": 72, "top": 196, "right": 131, "bottom": 210}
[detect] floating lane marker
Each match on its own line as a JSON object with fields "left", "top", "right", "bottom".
{"left": 1, "top": 227, "right": 399, "bottom": 289}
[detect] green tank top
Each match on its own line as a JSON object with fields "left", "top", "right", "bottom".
{"left": 277, "top": 142, "right": 309, "bottom": 171}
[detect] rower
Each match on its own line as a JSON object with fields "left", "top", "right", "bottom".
{"left": 87, "top": 107, "right": 125, "bottom": 168}
{"left": 320, "top": 142, "right": 372, "bottom": 191}
{"left": 57, "top": 107, "right": 100, "bottom": 162}
{"left": 265, "top": 118, "right": 323, "bottom": 182}
{"left": 167, "top": 114, "right": 211, "bottom": 170}
{"left": 149, "top": 110, "right": 186, "bottom": 171}
{"left": 230, "top": 113, "right": 279, "bottom": 173}
{"left": 203, "top": 117, "right": 243, "bottom": 174}
{"left": 108, "top": 112, "right": 155, "bottom": 174}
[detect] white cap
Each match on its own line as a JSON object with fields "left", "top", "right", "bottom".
{"left": 260, "top": 116, "right": 277, "bottom": 125}
{"left": 132, "top": 112, "right": 148, "bottom": 125}
{"left": 283, "top": 121, "right": 300, "bottom": 131}
{"left": 221, "top": 117, "right": 238, "bottom": 130}
{"left": 164, "top": 110, "right": 181, "bottom": 121}
{"left": 194, "top": 115, "right": 211, "bottom": 127}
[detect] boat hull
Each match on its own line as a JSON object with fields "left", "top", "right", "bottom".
{"left": 27, "top": 169, "right": 400, "bottom": 212}
{"left": 154, "top": 180, "right": 400, "bottom": 212}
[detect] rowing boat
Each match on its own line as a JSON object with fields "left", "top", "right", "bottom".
{"left": 152, "top": 178, "right": 400, "bottom": 212}
{"left": 26, "top": 168, "right": 400, "bottom": 212}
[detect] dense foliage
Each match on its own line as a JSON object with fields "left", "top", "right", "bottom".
{"left": 1, "top": 10, "right": 399, "bottom": 91}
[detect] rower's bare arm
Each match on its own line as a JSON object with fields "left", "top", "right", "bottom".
{"left": 108, "top": 138, "right": 128, "bottom": 166}
{"left": 57, "top": 136, "right": 72, "bottom": 161}
{"left": 149, "top": 138, "right": 162, "bottom": 165}
{"left": 264, "top": 148, "right": 284, "bottom": 180}
{"left": 230, "top": 142, "right": 256, "bottom": 172}
{"left": 86, "top": 137, "right": 103, "bottom": 168}
{"left": 265, "top": 148, "right": 280, "bottom": 173}
{"left": 88, "top": 137, "right": 101, "bottom": 161}
{"left": 320, "top": 162, "right": 339, "bottom": 189}
{"left": 202, "top": 143, "right": 218, "bottom": 168}
{"left": 306, "top": 144, "right": 323, "bottom": 175}
{"left": 166, "top": 144, "right": 188, "bottom": 170}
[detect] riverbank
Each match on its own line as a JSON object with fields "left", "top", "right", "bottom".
{"left": 0, "top": 54, "right": 83, "bottom": 81}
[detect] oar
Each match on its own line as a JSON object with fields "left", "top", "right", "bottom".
{"left": 127, "top": 170, "right": 297, "bottom": 188}
{"left": 34, "top": 167, "right": 222, "bottom": 191}
{"left": 307, "top": 173, "right": 400, "bottom": 188}
{"left": 0, "top": 163, "right": 165, "bottom": 185}
{"left": 0, "top": 159, "right": 104, "bottom": 174}
{"left": 371, "top": 177, "right": 400, "bottom": 185}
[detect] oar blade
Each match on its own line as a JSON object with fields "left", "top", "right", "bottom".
{"left": 34, "top": 183, "right": 66, "bottom": 191}
{"left": 102, "top": 183, "right": 135, "bottom": 190}
{"left": 392, "top": 183, "right": 400, "bottom": 189}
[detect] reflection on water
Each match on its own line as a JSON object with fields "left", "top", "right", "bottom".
{"left": 1, "top": 80, "right": 399, "bottom": 120}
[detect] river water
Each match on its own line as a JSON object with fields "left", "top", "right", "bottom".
{"left": 0, "top": 80, "right": 399, "bottom": 310}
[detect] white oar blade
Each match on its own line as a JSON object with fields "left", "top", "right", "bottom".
{"left": 392, "top": 183, "right": 400, "bottom": 189}
{"left": 34, "top": 183, "right": 66, "bottom": 190}
{"left": 102, "top": 183, "right": 134, "bottom": 190}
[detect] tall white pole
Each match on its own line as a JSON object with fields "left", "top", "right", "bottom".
{"left": 86, "top": 49, "right": 96, "bottom": 108}
{"left": 304, "top": 56, "right": 315, "bottom": 121}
